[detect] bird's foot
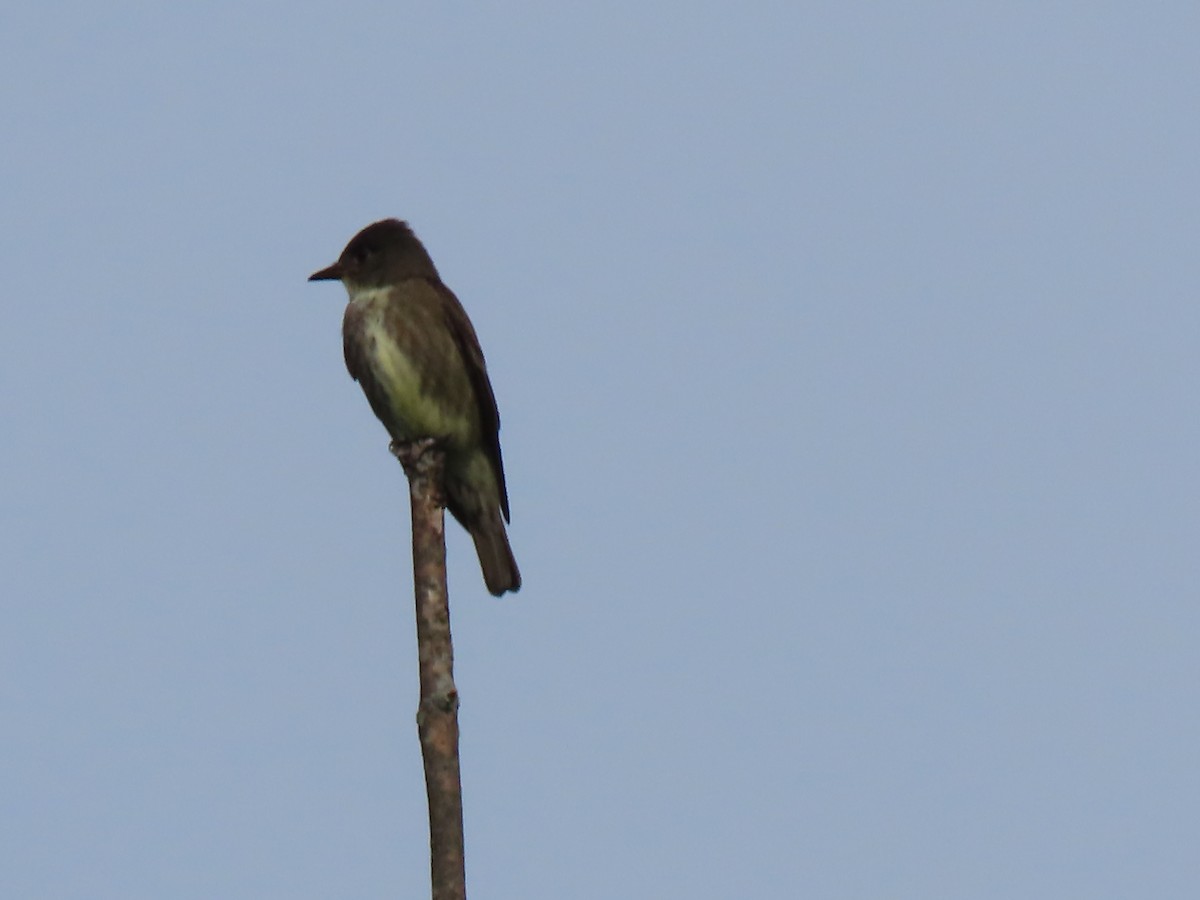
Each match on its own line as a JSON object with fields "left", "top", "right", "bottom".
{"left": 390, "top": 437, "right": 444, "bottom": 479}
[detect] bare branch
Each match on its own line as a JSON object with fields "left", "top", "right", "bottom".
{"left": 392, "top": 438, "right": 466, "bottom": 900}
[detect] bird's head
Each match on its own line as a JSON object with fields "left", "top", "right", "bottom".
{"left": 309, "top": 218, "right": 437, "bottom": 290}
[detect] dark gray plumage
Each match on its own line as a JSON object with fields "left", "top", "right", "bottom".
{"left": 309, "top": 219, "right": 519, "bottom": 595}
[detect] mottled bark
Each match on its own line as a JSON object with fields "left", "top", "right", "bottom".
{"left": 392, "top": 438, "right": 466, "bottom": 900}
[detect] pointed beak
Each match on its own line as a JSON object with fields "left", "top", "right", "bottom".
{"left": 308, "top": 262, "right": 344, "bottom": 282}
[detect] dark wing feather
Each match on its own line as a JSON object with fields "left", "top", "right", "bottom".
{"left": 434, "top": 280, "right": 511, "bottom": 522}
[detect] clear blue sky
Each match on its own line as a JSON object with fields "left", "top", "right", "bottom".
{"left": 4, "top": 4, "right": 1199, "bottom": 898}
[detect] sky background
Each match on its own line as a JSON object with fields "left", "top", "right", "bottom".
{"left": 3, "top": 3, "right": 1199, "bottom": 898}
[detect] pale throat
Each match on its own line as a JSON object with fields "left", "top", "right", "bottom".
{"left": 343, "top": 283, "right": 394, "bottom": 306}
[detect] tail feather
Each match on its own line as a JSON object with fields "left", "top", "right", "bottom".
{"left": 470, "top": 510, "right": 520, "bottom": 596}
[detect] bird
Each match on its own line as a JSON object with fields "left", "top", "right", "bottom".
{"left": 309, "top": 219, "right": 520, "bottom": 596}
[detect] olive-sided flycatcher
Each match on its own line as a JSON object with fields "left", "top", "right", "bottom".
{"left": 309, "top": 219, "right": 520, "bottom": 596}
